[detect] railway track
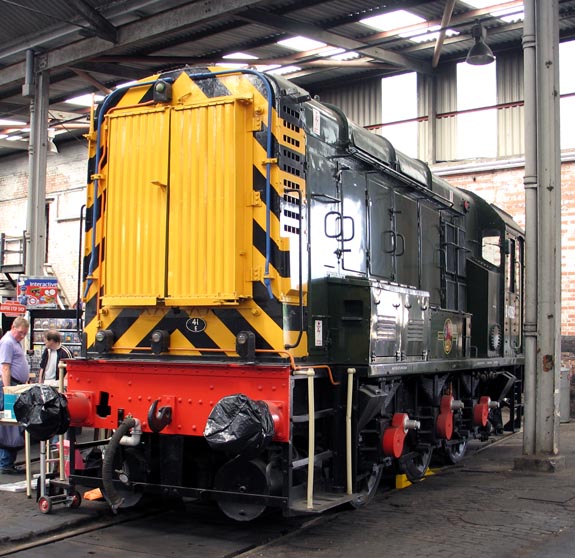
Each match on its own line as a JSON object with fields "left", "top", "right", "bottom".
{"left": 0, "top": 499, "right": 323, "bottom": 558}
{"left": 0, "top": 433, "right": 514, "bottom": 557}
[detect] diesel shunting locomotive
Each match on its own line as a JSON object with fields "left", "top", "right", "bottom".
{"left": 63, "top": 67, "right": 524, "bottom": 521}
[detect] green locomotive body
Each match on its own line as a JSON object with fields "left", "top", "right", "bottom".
{"left": 65, "top": 67, "right": 524, "bottom": 520}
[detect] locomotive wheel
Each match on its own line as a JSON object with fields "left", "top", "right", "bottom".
{"left": 443, "top": 438, "right": 468, "bottom": 464}
{"left": 349, "top": 462, "right": 384, "bottom": 509}
{"left": 214, "top": 457, "right": 280, "bottom": 522}
{"left": 401, "top": 445, "right": 433, "bottom": 483}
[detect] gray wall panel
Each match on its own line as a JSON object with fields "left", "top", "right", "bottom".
{"left": 318, "top": 78, "right": 382, "bottom": 128}
{"left": 497, "top": 51, "right": 525, "bottom": 157}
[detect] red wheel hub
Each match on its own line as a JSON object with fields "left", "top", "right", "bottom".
{"left": 436, "top": 412, "right": 453, "bottom": 440}
{"left": 382, "top": 413, "right": 409, "bottom": 458}
{"left": 436, "top": 395, "right": 454, "bottom": 440}
{"left": 473, "top": 396, "right": 491, "bottom": 427}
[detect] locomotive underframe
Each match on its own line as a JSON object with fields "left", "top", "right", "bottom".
{"left": 66, "top": 358, "right": 523, "bottom": 519}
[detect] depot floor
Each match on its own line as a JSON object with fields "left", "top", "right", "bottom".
{"left": 1, "top": 424, "right": 575, "bottom": 558}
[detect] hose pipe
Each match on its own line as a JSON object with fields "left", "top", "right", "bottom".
{"left": 102, "top": 417, "right": 136, "bottom": 513}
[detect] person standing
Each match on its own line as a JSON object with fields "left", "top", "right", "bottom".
{"left": 0, "top": 317, "right": 30, "bottom": 474}
{"left": 38, "top": 329, "right": 72, "bottom": 386}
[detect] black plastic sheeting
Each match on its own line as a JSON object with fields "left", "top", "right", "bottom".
{"left": 204, "top": 394, "right": 275, "bottom": 458}
{"left": 13, "top": 385, "right": 70, "bottom": 441}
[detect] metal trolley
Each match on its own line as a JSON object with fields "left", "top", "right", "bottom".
{"left": 36, "top": 364, "right": 82, "bottom": 514}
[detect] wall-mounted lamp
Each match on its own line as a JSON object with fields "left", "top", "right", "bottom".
{"left": 466, "top": 21, "right": 495, "bottom": 65}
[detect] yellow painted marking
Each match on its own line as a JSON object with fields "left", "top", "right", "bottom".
{"left": 395, "top": 469, "right": 436, "bottom": 490}
{"left": 200, "top": 314, "right": 238, "bottom": 356}
{"left": 169, "top": 328, "right": 201, "bottom": 355}
{"left": 237, "top": 300, "right": 308, "bottom": 357}
{"left": 113, "top": 309, "right": 169, "bottom": 351}
{"left": 84, "top": 306, "right": 124, "bottom": 344}
{"left": 239, "top": 303, "right": 284, "bottom": 348}
{"left": 114, "top": 75, "right": 161, "bottom": 108}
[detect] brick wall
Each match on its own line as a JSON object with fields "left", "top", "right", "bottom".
{"left": 0, "top": 142, "right": 86, "bottom": 305}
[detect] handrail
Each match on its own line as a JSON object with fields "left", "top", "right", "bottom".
{"left": 346, "top": 367, "right": 356, "bottom": 495}
{"left": 293, "top": 368, "right": 316, "bottom": 510}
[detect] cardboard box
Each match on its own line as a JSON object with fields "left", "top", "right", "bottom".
{"left": 2, "top": 393, "right": 17, "bottom": 419}
{"left": 3, "top": 385, "right": 33, "bottom": 420}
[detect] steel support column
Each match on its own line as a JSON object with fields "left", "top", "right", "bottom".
{"left": 517, "top": 0, "right": 564, "bottom": 472}
{"left": 25, "top": 53, "right": 49, "bottom": 277}
{"left": 521, "top": 0, "right": 537, "bottom": 457}
{"left": 534, "top": 0, "right": 561, "bottom": 455}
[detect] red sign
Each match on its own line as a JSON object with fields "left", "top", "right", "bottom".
{"left": 0, "top": 302, "right": 27, "bottom": 316}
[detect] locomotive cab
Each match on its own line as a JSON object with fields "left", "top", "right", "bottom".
{"left": 465, "top": 193, "right": 524, "bottom": 358}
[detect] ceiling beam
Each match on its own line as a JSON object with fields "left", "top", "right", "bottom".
{"left": 68, "top": 0, "right": 118, "bottom": 43}
{"left": 47, "top": 109, "right": 89, "bottom": 122}
{"left": 238, "top": 8, "right": 432, "bottom": 74}
{"left": 71, "top": 61, "right": 148, "bottom": 81}
{"left": 0, "top": 0, "right": 165, "bottom": 62}
{"left": 361, "top": 0, "right": 523, "bottom": 43}
{"left": 432, "top": 0, "right": 457, "bottom": 68}
{"left": 0, "top": 0, "right": 268, "bottom": 88}
{"left": 70, "top": 68, "right": 113, "bottom": 94}
{"left": 402, "top": 21, "right": 524, "bottom": 54}
{"left": 87, "top": 53, "right": 394, "bottom": 70}
{"left": 0, "top": 100, "right": 29, "bottom": 116}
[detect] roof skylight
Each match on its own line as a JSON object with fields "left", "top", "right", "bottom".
{"left": 361, "top": 10, "right": 425, "bottom": 32}
{"left": 463, "top": 1, "right": 524, "bottom": 22}
{"left": 277, "top": 36, "right": 326, "bottom": 51}
{"left": 267, "top": 65, "right": 302, "bottom": 75}
{"left": 216, "top": 62, "right": 248, "bottom": 69}
{"left": 256, "top": 64, "right": 282, "bottom": 72}
{"left": 64, "top": 93, "right": 105, "bottom": 107}
{"left": 0, "top": 119, "right": 26, "bottom": 126}
{"left": 360, "top": 9, "right": 458, "bottom": 43}
{"left": 223, "top": 52, "right": 259, "bottom": 59}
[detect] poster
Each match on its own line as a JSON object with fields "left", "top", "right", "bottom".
{"left": 17, "top": 277, "right": 59, "bottom": 308}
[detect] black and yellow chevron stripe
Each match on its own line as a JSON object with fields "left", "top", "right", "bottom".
{"left": 83, "top": 67, "right": 308, "bottom": 359}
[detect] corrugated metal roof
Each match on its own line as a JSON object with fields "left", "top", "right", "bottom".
{"left": 0, "top": 0, "right": 574, "bottom": 156}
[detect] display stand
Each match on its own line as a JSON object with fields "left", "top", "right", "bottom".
{"left": 28, "top": 309, "right": 82, "bottom": 381}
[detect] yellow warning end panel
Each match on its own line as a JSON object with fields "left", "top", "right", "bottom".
{"left": 101, "top": 98, "right": 253, "bottom": 307}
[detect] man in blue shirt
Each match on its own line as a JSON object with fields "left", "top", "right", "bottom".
{"left": 0, "top": 317, "right": 30, "bottom": 474}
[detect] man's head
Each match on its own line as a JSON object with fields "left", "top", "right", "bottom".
{"left": 44, "top": 329, "right": 62, "bottom": 349}
{"left": 10, "top": 317, "right": 29, "bottom": 342}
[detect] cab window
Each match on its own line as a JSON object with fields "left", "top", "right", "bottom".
{"left": 482, "top": 232, "right": 501, "bottom": 267}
